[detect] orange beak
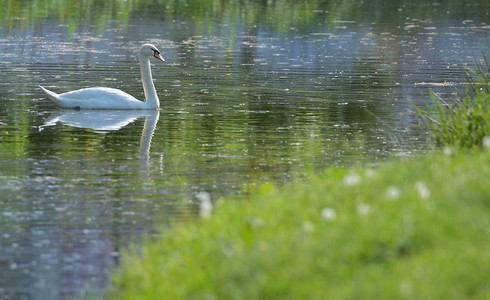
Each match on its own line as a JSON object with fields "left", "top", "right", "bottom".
{"left": 154, "top": 52, "right": 165, "bottom": 62}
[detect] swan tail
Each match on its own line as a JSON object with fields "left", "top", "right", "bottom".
{"left": 39, "top": 86, "right": 61, "bottom": 105}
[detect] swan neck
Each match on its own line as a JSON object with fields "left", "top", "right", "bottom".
{"left": 139, "top": 55, "right": 159, "bottom": 109}
{"left": 139, "top": 111, "right": 160, "bottom": 170}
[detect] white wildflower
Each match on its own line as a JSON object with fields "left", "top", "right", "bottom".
{"left": 386, "top": 185, "right": 401, "bottom": 200}
{"left": 357, "top": 203, "right": 371, "bottom": 216}
{"left": 400, "top": 280, "right": 413, "bottom": 297}
{"left": 321, "top": 207, "right": 336, "bottom": 221}
{"left": 343, "top": 173, "right": 361, "bottom": 186}
{"left": 302, "top": 221, "right": 315, "bottom": 233}
{"left": 365, "top": 169, "right": 376, "bottom": 178}
{"left": 197, "top": 191, "right": 213, "bottom": 218}
{"left": 250, "top": 217, "right": 265, "bottom": 228}
{"left": 415, "top": 182, "right": 430, "bottom": 199}
{"left": 443, "top": 146, "right": 454, "bottom": 156}
{"left": 483, "top": 136, "right": 490, "bottom": 151}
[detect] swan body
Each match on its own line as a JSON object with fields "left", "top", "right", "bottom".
{"left": 40, "top": 44, "right": 165, "bottom": 110}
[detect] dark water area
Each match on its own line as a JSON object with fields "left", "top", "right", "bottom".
{"left": 0, "top": 0, "right": 489, "bottom": 299}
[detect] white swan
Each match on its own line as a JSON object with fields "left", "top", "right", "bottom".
{"left": 39, "top": 44, "right": 165, "bottom": 110}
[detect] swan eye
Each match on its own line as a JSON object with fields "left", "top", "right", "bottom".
{"left": 152, "top": 49, "right": 160, "bottom": 55}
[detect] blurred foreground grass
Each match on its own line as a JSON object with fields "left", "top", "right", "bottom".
{"left": 107, "top": 149, "right": 490, "bottom": 299}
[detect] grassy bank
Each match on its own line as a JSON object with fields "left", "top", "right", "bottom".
{"left": 413, "top": 54, "right": 490, "bottom": 149}
{"left": 108, "top": 150, "right": 490, "bottom": 299}
{"left": 106, "top": 58, "right": 490, "bottom": 299}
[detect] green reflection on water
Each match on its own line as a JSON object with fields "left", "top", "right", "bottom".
{"left": 2, "top": 0, "right": 489, "bottom": 34}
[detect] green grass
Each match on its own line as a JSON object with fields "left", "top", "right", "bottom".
{"left": 107, "top": 150, "right": 490, "bottom": 300}
{"left": 413, "top": 54, "right": 490, "bottom": 149}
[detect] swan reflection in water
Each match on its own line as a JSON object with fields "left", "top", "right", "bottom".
{"left": 42, "top": 109, "right": 160, "bottom": 170}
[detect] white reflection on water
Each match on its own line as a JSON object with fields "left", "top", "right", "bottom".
{"left": 41, "top": 110, "right": 148, "bottom": 132}
{"left": 42, "top": 109, "right": 160, "bottom": 169}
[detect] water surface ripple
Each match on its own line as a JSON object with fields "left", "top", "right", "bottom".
{"left": 0, "top": 0, "right": 489, "bottom": 299}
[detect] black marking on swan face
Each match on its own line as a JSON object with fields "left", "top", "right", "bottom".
{"left": 74, "top": 106, "right": 81, "bottom": 111}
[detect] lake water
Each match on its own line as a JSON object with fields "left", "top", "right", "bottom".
{"left": 0, "top": 0, "right": 489, "bottom": 299}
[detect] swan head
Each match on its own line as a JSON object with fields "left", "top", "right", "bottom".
{"left": 140, "top": 44, "right": 165, "bottom": 62}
